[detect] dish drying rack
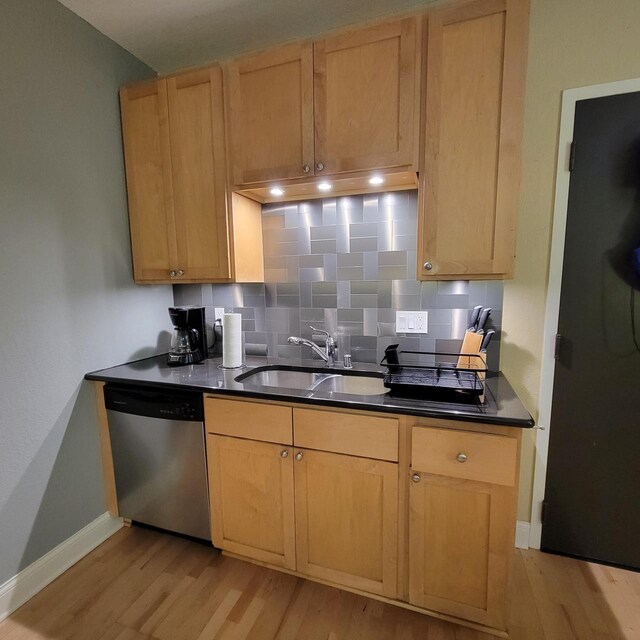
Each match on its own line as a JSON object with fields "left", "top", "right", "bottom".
{"left": 380, "top": 344, "right": 488, "bottom": 402}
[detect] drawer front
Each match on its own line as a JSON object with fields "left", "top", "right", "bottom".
{"left": 294, "top": 408, "right": 398, "bottom": 462}
{"left": 412, "top": 427, "right": 517, "bottom": 487}
{"left": 205, "top": 397, "right": 293, "bottom": 445}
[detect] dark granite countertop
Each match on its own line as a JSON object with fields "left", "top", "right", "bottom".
{"left": 85, "top": 354, "right": 534, "bottom": 428}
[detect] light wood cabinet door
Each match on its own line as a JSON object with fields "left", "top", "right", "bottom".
{"left": 120, "top": 80, "right": 177, "bottom": 282}
{"left": 418, "top": 0, "right": 529, "bottom": 278}
{"left": 207, "top": 435, "right": 296, "bottom": 570}
{"left": 408, "top": 473, "right": 514, "bottom": 630}
{"left": 294, "top": 448, "right": 398, "bottom": 597}
{"left": 314, "top": 18, "right": 419, "bottom": 176}
{"left": 227, "top": 43, "right": 315, "bottom": 185}
{"left": 167, "top": 68, "right": 231, "bottom": 281}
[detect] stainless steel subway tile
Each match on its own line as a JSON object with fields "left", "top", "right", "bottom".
{"left": 363, "top": 252, "right": 378, "bottom": 280}
{"left": 376, "top": 336, "right": 399, "bottom": 361}
{"left": 264, "top": 268, "right": 288, "bottom": 282}
{"left": 311, "top": 239, "right": 337, "bottom": 254}
{"left": 232, "top": 306, "right": 255, "bottom": 319}
{"left": 201, "top": 285, "right": 213, "bottom": 306}
{"left": 337, "top": 266, "right": 364, "bottom": 281}
{"left": 391, "top": 294, "right": 421, "bottom": 311}
{"left": 378, "top": 265, "right": 407, "bottom": 280}
{"left": 352, "top": 348, "right": 377, "bottom": 364}
{"left": 338, "top": 308, "right": 363, "bottom": 322}
{"left": 276, "top": 283, "right": 300, "bottom": 296}
{"left": 377, "top": 322, "right": 396, "bottom": 337}
{"left": 254, "top": 307, "right": 266, "bottom": 333}
{"left": 263, "top": 227, "right": 299, "bottom": 244}
{"left": 392, "top": 280, "right": 421, "bottom": 296}
{"left": 310, "top": 226, "right": 336, "bottom": 240}
{"left": 435, "top": 339, "right": 463, "bottom": 363}
{"left": 265, "top": 241, "right": 299, "bottom": 257}
{"left": 337, "top": 322, "right": 364, "bottom": 336}
{"left": 300, "top": 267, "right": 325, "bottom": 282}
{"left": 324, "top": 308, "right": 338, "bottom": 334}
{"left": 263, "top": 203, "right": 286, "bottom": 216}
{"left": 337, "top": 196, "right": 364, "bottom": 224}
{"left": 393, "top": 218, "right": 417, "bottom": 236}
{"left": 336, "top": 334, "right": 351, "bottom": 357}
{"left": 312, "top": 294, "right": 338, "bottom": 308}
{"left": 437, "top": 280, "right": 469, "bottom": 296}
{"left": 261, "top": 214, "right": 285, "bottom": 230}
{"left": 379, "top": 251, "right": 407, "bottom": 266}
{"left": 362, "top": 196, "right": 379, "bottom": 222}
{"left": 264, "top": 256, "right": 286, "bottom": 269}
{"left": 363, "top": 308, "right": 377, "bottom": 336}
{"left": 297, "top": 227, "right": 311, "bottom": 255}
{"left": 299, "top": 201, "right": 323, "bottom": 226}
{"left": 300, "top": 282, "right": 312, "bottom": 307}
{"left": 324, "top": 254, "right": 337, "bottom": 280}
{"left": 242, "top": 319, "right": 256, "bottom": 332}
{"left": 276, "top": 295, "right": 300, "bottom": 308}
{"left": 451, "top": 309, "right": 469, "bottom": 339}
{"left": 312, "top": 282, "right": 337, "bottom": 295}
{"left": 242, "top": 283, "right": 265, "bottom": 296}
{"left": 322, "top": 200, "right": 337, "bottom": 226}
{"left": 352, "top": 335, "right": 377, "bottom": 350}
{"left": 350, "top": 293, "right": 378, "bottom": 308}
{"left": 351, "top": 281, "right": 377, "bottom": 295}
{"left": 428, "top": 309, "right": 453, "bottom": 324}
{"left": 378, "top": 281, "right": 392, "bottom": 308}
{"left": 434, "top": 294, "right": 469, "bottom": 309}
{"left": 211, "top": 284, "right": 242, "bottom": 307}
{"left": 418, "top": 337, "right": 436, "bottom": 353}
{"left": 392, "top": 235, "right": 417, "bottom": 251}
{"left": 300, "top": 308, "right": 324, "bottom": 322}
{"left": 336, "top": 225, "right": 350, "bottom": 253}
{"left": 486, "top": 281, "right": 504, "bottom": 309}
{"left": 398, "top": 336, "right": 420, "bottom": 351}
{"left": 265, "top": 283, "right": 276, "bottom": 307}
{"left": 338, "top": 253, "right": 363, "bottom": 267}
{"left": 349, "top": 222, "right": 378, "bottom": 238}
{"left": 337, "top": 281, "right": 350, "bottom": 307}
{"left": 350, "top": 237, "right": 378, "bottom": 252}
{"left": 245, "top": 331, "right": 268, "bottom": 344}
{"left": 468, "top": 281, "right": 488, "bottom": 307}
{"left": 288, "top": 308, "right": 301, "bottom": 331}
{"left": 299, "top": 254, "right": 324, "bottom": 268}
{"left": 420, "top": 281, "right": 438, "bottom": 309}
{"left": 427, "top": 324, "right": 456, "bottom": 339}
{"left": 277, "top": 344, "right": 302, "bottom": 359}
{"left": 284, "top": 203, "right": 301, "bottom": 228}
{"left": 377, "top": 220, "right": 393, "bottom": 252}
{"left": 377, "top": 309, "right": 396, "bottom": 323}
{"left": 176, "top": 284, "right": 204, "bottom": 306}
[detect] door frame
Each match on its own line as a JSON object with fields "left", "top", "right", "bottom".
{"left": 530, "top": 77, "right": 640, "bottom": 549}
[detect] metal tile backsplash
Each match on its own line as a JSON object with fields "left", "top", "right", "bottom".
{"left": 173, "top": 190, "right": 503, "bottom": 369}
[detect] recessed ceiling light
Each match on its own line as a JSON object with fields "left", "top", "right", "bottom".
{"left": 318, "top": 182, "right": 332, "bottom": 192}
{"left": 270, "top": 187, "right": 285, "bottom": 196}
{"left": 369, "top": 175, "right": 385, "bottom": 186}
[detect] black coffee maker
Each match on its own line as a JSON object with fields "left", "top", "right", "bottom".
{"left": 167, "top": 306, "right": 208, "bottom": 366}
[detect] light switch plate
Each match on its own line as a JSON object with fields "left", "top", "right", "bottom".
{"left": 396, "top": 311, "right": 428, "bottom": 334}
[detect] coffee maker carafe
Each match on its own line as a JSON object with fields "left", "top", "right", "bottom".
{"left": 167, "top": 306, "right": 208, "bottom": 367}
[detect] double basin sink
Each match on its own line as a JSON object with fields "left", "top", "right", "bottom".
{"left": 235, "top": 365, "right": 388, "bottom": 397}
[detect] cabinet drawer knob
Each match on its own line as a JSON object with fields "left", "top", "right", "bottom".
{"left": 280, "top": 450, "right": 289, "bottom": 458}
{"left": 295, "top": 452, "right": 304, "bottom": 461}
{"left": 456, "top": 452, "right": 468, "bottom": 463}
{"left": 303, "top": 164, "right": 311, "bottom": 173}
{"left": 423, "top": 261, "right": 433, "bottom": 271}
{"left": 170, "top": 270, "right": 178, "bottom": 277}
{"left": 411, "top": 473, "right": 421, "bottom": 483}
{"left": 177, "top": 269, "right": 185, "bottom": 276}
{"left": 316, "top": 162, "right": 324, "bottom": 172}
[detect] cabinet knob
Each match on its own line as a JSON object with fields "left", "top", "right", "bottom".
{"left": 177, "top": 269, "right": 185, "bottom": 277}
{"left": 280, "top": 450, "right": 289, "bottom": 458}
{"left": 169, "top": 270, "right": 178, "bottom": 277}
{"left": 316, "top": 162, "right": 324, "bottom": 172}
{"left": 423, "top": 261, "right": 433, "bottom": 271}
{"left": 303, "top": 164, "right": 311, "bottom": 173}
{"left": 456, "top": 452, "right": 468, "bottom": 463}
{"left": 411, "top": 473, "right": 421, "bottom": 483}
{"left": 295, "top": 452, "right": 304, "bottom": 461}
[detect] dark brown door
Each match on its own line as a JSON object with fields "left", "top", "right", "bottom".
{"left": 542, "top": 91, "right": 640, "bottom": 569}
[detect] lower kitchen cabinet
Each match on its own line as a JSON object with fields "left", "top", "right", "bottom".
{"left": 206, "top": 434, "right": 296, "bottom": 570}
{"left": 294, "top": 448, "right": 398, "bottom": 597}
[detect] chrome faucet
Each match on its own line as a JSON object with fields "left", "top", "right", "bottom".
{"left": 288, "top": 325, "right": 337, "bottom": 367}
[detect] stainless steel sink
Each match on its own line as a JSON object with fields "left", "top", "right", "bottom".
{"left": 235, "top": 366, "right": 388, "bottom": 396}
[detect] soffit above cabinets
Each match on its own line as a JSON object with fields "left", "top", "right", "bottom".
{"left": 56, "top": 0, "right": 438, "bottom": 72}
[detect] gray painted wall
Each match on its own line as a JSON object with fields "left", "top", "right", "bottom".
{"left": 174, "top": 191, "right": 503, "bottom": 370}
{"left": 0, "top": 0, "right": 173, "bottom": 585}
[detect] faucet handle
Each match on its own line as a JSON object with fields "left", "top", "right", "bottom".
{"left": 309, "top": 325, "right": 330, "bottom": 339}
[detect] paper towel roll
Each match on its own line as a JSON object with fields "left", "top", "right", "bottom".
{"left": 222, "top": 313, "right": 243, "bottom": 368}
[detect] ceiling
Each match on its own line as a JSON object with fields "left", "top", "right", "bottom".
{"left": 57, "top": 0, "right": 437, "bottom": 73}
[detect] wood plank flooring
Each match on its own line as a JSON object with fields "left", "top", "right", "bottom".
{"left": 1, "top": 526, "right": 638, "bottom": 640}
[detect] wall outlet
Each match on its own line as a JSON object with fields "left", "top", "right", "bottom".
{"left": 214, "top": 307, "right": 225, "bottom": 320}
{"left": 396, "top": 311, "right": 428, "bottom": 334}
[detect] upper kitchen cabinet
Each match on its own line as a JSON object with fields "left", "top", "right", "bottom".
{"left": 418, "top": 0, "right": 529, "bottom": 279}
{"left": 226, "top": 43, "right": 315, "bottom": 185}
{"left": 314, "top": 18, "right": 420, "bottom": 176}
{"left": 227, "top": 17, "right": 420, "bottom": 190}
{"left": 120, "top": 68, "right": 263, "bottom": 284}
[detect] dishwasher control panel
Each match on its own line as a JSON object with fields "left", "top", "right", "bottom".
{"left": 104, "top": 385, "right": 204, "bottom": 422}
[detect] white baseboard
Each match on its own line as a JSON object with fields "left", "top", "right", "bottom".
{"left": 0, "top": 512, "right": 123, "bottom": 623}
{"left": 515, "top": 520, "right": 531, "bottom": 549}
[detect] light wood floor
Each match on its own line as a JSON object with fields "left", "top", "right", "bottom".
{"left": 1, "top": 526, "right": 638, "bottom": 640}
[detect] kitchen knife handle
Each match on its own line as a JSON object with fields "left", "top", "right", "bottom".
{"left": 480, "top": 329, "right": 495, "bottom": 352}
{"left": 469, "top": 306, "right": 483, "bottom": 331}
{"left": 476, "top": 307, "right": 492, "bottom": 333}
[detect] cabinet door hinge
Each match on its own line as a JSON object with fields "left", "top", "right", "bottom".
{"left": 569, "top": 140, "right": 576, "bottom": 171}
{"left": 554, "top": 334, "right": 562, "bottom": 360}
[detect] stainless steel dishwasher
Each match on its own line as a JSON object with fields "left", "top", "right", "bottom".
{"left": 104, "top": 384, "right": 210, "bottom": 540}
